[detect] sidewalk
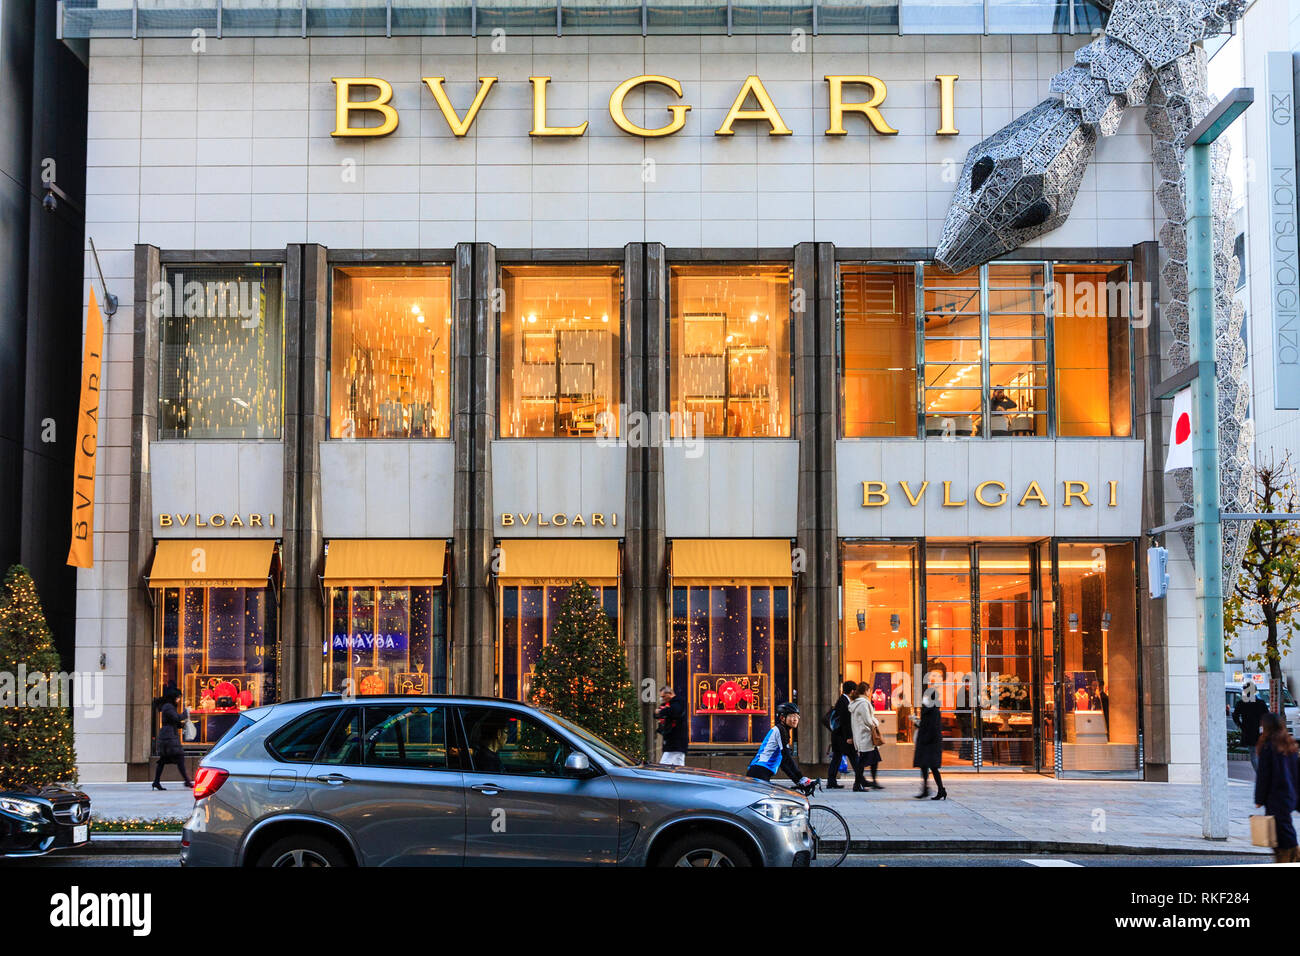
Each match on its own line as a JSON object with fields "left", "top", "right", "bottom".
{"left": 81, "top": 783, "right": 195, "bottom": 822}
{"left": 77, "top": 776, "right": 1270, "bottom": 855}
{"left": 783, "top": 773, "right": 1269, "bottom": 854}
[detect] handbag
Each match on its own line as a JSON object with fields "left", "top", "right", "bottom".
{"left": 1250, "top": 814, "right": 1277, "bottom": 848}
{"left": 870, "top": 723, "right": 884, "bottom": 747}
{"left": 183, "top": 716, "right": 198, "bottom": 742}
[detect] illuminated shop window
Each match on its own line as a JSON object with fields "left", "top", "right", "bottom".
{"left": 669, "top": 584, "right": 792, "bottom": 747}
{"left": 1052, "top": 263, "right": 1133, "bottom": 437}
{"left": 498, "top": 265, "right": 622, "bottom": 438}
{"left": 838, "top": 261, "right": 1133, "bottom": 439}
{"left": 499, "top": 583, "right": 620, "bottom": 702}
{"left": 155, "top": 586, "right": 278, "bottom": 748}
{"left": 330, "top": 266, "right": 453, "bottom": 439}
{"left": 1053, "top": 541, "right": 1139, "bottom": 772}
{"left": 669, "top": 265, "right": 792, "bottom": 438}
{"left": 158, "top": 265, "right": 283, "bottom": 440}
{"left": 841, "top": 264, "right": 917, "bottom": 437}
{"left": 325, "top": 586, "right": 448, "bottom": 695}
{"left": 841, "top": 539, "right": 1140, "bottom": 774}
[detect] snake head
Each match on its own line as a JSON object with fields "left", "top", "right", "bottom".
{"left": 935, "top": 98, "right": 1097, "bottom": 273}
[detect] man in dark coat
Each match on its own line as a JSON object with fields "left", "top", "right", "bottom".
{"left": 153, "top": 686, "right": 192, "bottom": 790}
{"left": 1233, "top": 680, "right": 1269, "bottom": 772}
{"left": 826, "top": 680, "right": 856, "bottom": 789}
{"left": 655, "top": 686, "right": 689, "bottom": 765}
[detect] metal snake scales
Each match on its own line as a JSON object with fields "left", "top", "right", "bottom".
{"left": 935, "top": 0, "right": 1253, "bottom": 579}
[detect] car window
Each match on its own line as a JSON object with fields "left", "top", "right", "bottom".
{"left": 459, "top": 707, "right": 577, "bottom": 777}
{"left": 266, "top": 708, "right": 342, "bottom": 763}
{"left": 363, "top": 705, "right": 450, "bottom": 770}
{"left": 213, "top": 713, "right": 258, "bottom": 752}
{"left": 317, "top": 707, "right": 362, "bottom": 766}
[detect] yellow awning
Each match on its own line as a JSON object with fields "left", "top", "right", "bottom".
{"left": 323, "top": 539, "right": 446, "bottom": 587}
{"left": 149, "top": 539, "right": 276, "bottom": 589}
{"left": 671, "top": 539, "right": 792, "bottom": 586}
{"left": 496, "top": 539, "right": 619, "bottom": 585}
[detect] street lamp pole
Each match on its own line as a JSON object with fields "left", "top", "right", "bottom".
{"left": 1184, "top": 87, "right": 1252, "bottom": 840}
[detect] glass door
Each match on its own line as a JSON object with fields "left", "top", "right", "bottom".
{"left": 975, "top": 545, "right": 1038, "bottom": 769}
{"left": 923, "top": 545, "right": 977, "bottom": 768}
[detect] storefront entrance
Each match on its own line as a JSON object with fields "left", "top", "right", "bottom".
{"left": 842, "top": 539, "right": 1140, "bottom": 776}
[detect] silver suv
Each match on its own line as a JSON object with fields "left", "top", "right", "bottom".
{"left": 180, "top": 695, "right": 813, "bottom": 867}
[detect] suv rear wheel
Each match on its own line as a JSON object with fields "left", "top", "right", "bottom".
{"left": 657, "top": 831, "right": 753, "bottom": 867}
{"left": 255, "top": 833, "right": 349, "bottom": 868}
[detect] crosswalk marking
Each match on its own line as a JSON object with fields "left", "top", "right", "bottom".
{"left": 1023, "top": 858, "right": 1083, "bottom": 867}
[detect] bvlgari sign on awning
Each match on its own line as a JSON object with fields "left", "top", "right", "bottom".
{"left": 331, "top": 73, "right": 962, "bottom": 139}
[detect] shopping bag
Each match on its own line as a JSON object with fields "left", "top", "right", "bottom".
{"left": 839, "top": 755, "right": 850, "bottom": 773}
{"left": 183, "top": 717, "right": 198, "bottom": 742}
{"left": 1250, "top": 814, "right": 1277, "bottom": 848}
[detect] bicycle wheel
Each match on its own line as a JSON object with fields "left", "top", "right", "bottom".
{"left": 807, "top": 805, "right": 850, "bottom": 868}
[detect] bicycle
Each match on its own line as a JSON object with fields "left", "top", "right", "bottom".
{"left": 790, "top": 779, "right": 850, "bottom": 868}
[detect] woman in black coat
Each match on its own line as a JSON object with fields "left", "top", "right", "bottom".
{"left": 153, "top": 686, "right": 193, "bottom": 790}
{"left": 1254, "top": 711, "right": 1300, "bottom": 863}
{"left": 912, "top": 691, "right": 946, "bottom": 800}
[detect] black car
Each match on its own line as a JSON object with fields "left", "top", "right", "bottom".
{"left": 0, "top": 787, "right": 91, "bottom": 858}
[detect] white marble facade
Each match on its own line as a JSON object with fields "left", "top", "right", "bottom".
{"left": 75, "top": 32, "right": 1170, "bottom": 781}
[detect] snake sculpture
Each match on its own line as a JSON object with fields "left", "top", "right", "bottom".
{"left": 934, "top": 0, "right": 1253, "bottom": 578}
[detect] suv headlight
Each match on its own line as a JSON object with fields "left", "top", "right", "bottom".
{"left": 749, "top": 797, "right": 808, "bottom": 826}
{"left": 0, "top": 797, "right": 44, "bottom": 819}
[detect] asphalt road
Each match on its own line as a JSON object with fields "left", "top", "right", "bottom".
{"left": 6, "top": 851, "right": 1269, "bottom": 868}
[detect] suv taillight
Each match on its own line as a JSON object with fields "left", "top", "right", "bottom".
{"left": 192, "top": 767, "right": 228, "bottom": 801}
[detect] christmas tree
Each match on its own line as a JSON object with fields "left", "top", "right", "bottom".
{"left": 531, "top": 580, "right": 645, "bottom": 760}
{"left": 0, "top": 566, "right": 78, "bottom": 789}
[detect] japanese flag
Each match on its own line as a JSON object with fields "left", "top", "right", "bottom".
{"left": 1164, "top": 387, "right": 1193, "bottom": 472}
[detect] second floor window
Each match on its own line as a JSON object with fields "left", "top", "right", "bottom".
{"left": 840, "top": 261, "right": 1133, "bottom": 439}
{"left": 158, "top": 265, "right": 283, "bottom": 440}
{"left": 669, "top": 264, "right": 792, "bottom": 438}
{"left": 498, "top": 265, "right": 622, "bottom": 439}
{"left": 330, "top": 266, "right": 452, "bottom": 440}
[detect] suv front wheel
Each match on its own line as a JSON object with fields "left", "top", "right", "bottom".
{"left": 657, "top": 831, "right": 753, "bottom": 867}
{"left": 255, "top": 833, "right": 349, "bottom": 868}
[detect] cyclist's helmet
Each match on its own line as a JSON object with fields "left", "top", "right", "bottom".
{"left": 775, "top": 702, "right": 800, "bottom": 719}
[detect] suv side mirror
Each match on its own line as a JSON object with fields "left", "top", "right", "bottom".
{"left": 564, "top": 752, "right": 591, "bottom": 775}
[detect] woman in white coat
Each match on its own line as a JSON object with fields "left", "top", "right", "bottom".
{"left": 849, "top": 681, "right": 884, "bottom": 791}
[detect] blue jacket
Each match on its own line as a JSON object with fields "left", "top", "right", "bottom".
{"left": 749, "top": 725, "right": 787, "bottom": 773}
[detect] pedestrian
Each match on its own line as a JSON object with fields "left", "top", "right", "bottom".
{"left": 152, "top": 686, "right": 193, "bottom": 791}
{"left": 1233, "top": 680, "right": 1269, "bottom": 772}
{"left": 913, "top": 679, "right": 946, "bottom": 801}
{"left": 825, "top": 680, "right": 856, "bottom": 789}
{"left": 1254, "top": 711, "right": 1300, "bottom": 863}
{"left": 849, "top": 681, "right": 883, "bottom": 791}
{"left": 655, "top": 685, "right": 688, "bottom": 766}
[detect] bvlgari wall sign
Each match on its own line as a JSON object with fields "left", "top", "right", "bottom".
{"left": 499, "top": 512, "right": 618, "bottom": 528}
{"left": 860, "top": 480, "right": 1120, "bottom": 509}
{"left": 331, "top": 74, "right": 961, "bottom": 139}
{"left": 158, "top": 513, "right": 276, "bottom": 529}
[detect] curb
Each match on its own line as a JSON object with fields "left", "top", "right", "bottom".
{"left": 843, "top": 840, "right": 1269, "bottom": 856}
{"left": 75, "top": 833, "right": 182, "bottom": 855}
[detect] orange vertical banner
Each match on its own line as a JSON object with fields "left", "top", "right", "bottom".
{"left": 67, "top": 287, "right": 104, "bottom": 569}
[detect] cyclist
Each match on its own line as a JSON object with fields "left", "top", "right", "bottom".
{"left": 747, "top": 701, "right": 816, "bottom": 795}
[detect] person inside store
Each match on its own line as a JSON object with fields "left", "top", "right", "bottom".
{"left": 956, "top": 674, "right": 975, "bottom": 762}
{"left": 472, "top": 716, "right": 511, "bottom": 772}
{"left": 826, "top": 680, "right": 856, "bottom": 789}
{"left": 849, "top": 682, "right": 883, "bottom": 791}
{"left": 152, "top": 685, "right": 193, "bottom": 791}
{"left": 913, "top": 675, "right": 947, "bottom": 801}
{"left": 746, "top": 702, "right": 816, "bottom": 794}
{"left": 1233, "top": 680, "right": 1269, "bottom": 772}
{"left": 989, "top": 386, "right": 1017, "bottom": 435}
{"left": 1087, "top": 678, "right": 1110, "bottom": 730}
{"left": 1253, "top": 711, "right": 1300, "bottom": 864}
{"left": 655, "top": 685, "right": 689, "bottom": 766}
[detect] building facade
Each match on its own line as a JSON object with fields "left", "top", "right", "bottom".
{"left": 65, "top": 0, "right": 1202, "bottom": 782}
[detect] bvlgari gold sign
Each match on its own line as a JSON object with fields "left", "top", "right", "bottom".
{"left": 861, "top": 480, "right": 1120, "bottom": 509}
{"left": 332, "top": 74, "right": 961, "bottom": 139}
{"left": 499, "top": 512, "right": 618, "bottom": 528}
{"left": 158, "top": 513, "right": 276, "bottom": 529}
